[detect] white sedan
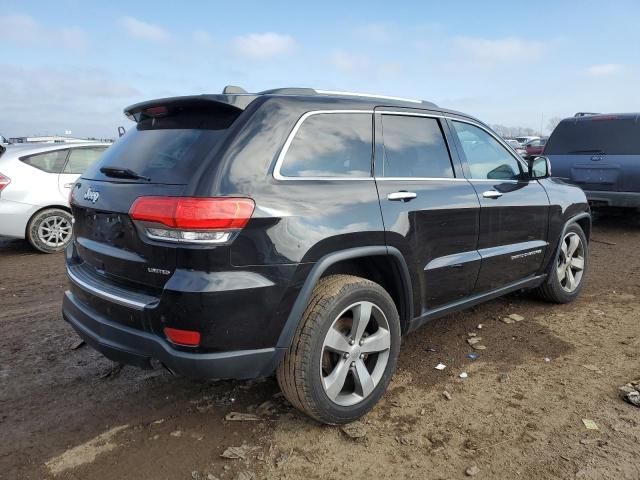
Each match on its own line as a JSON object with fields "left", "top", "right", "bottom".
{"left": 0, "top": 142, "right": 109, "bottom": 253}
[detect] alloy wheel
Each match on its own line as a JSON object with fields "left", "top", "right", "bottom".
{"left": 38, "top": 215, "right": 72, "bottom": 248}
{"left": 320, "top": 301, "right": 391, "bottom": 407}
{"left": 556, "top": 232, "right": 585, "bottom": 292}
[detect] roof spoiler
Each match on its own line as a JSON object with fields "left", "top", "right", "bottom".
{"left": 124, "top": 94, "right": 256, "bottom": 122}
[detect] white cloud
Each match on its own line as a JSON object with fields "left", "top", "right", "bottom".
{"left": 586, "top": 63, "right": 624, "bottom": 76}
{"left": 329, "top": 51, "right": 370, "bottom": 74}
{"left": 0, "top": 13, "right": 88, "bottom": 50}
{"left": 232, "top": 33, "right": 296, "bottom": 59}
{"left": 454, "top": 36, "right": 547, "bottom": 63}
{"left": 119, "top": 16, "right": 171, "bottom": 42}
{"left": 0, "top": 65, "right": 141, "bottom": 138}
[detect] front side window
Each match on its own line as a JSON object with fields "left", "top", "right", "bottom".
{"left": 453, "top": 122, "right": 523, "bottom": 180}
{"left": 380, "top": 115, "right": 454, "bottom": 178}
{"left": 64, "top": 147, "right": 106, "bottom": 174}
{"left": 280, "top": 113, "right": 372, "bottom": 177}
{"left": 21, "top": 149, "right": 69, "bottom": 173}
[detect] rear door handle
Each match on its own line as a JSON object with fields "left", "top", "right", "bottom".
{"left": 482, "top": 190, "right": 503, "bottom": 199}
{"left": 387, "top": 191, "right": 417, "bottom": 202}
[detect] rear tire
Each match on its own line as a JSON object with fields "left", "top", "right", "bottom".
{"left": 277, "top": 274, "right": 401, "bottom": 424}
{"left": 535, "top": 223, "right": 588, "bottom": 303}
{"left": 26, "top": 208, "right": 73, "bottom": 254}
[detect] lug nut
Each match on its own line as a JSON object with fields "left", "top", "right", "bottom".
{"left": 359, "top": 339, "right": 364, "bottom": 346}
{"left": 351, "top": 361, "right": 356, "bottom": 367}
{"left": 359, "top": 354, "right": 364, "bottom": 359}
{"left": 349, "top": 339, "right": 355, "bottom": 346}
{"left": 343, "top": 352, "right": 349, "bottom": 359}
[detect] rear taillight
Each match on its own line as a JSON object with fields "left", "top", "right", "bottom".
{"left": 129, "top": 196, "right": 255, "bottom": 244}
{"left": 0, "top": 173, "right": 10, "bottom": 193}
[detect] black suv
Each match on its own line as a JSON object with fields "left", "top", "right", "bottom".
{"left": 63, "top": 87, "right": 591, "bottom": 424}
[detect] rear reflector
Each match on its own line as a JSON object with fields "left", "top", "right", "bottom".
{"left": 164, "top": 327, "right": 201, "bottom": 347}
{"left": 130, "top": 197, "right": 255, "bottom": 229}
{"left": 0, "top": 173, "right": 10, "bottom": 192}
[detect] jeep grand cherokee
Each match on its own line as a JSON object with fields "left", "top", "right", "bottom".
{"left": 63, "top": 86, "right": 590, "bottom": 424}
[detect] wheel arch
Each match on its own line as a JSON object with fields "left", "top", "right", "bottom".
{"left": 25, "top": 204, "right": 72, "bottom": 240}
{"left": 275, "top": 246, "right": 413, "bottom": 350}
{"left": 542, "top": 211, "right": 591, "bottom": 277}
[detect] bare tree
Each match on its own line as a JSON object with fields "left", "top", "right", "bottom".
{"left": 546, "top": 117, "right": 562, "bottom": 134}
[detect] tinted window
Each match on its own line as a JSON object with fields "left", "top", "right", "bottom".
{"left": 281, "top": 113, "right": 372, "bottom": 177}
{"left": 83, "top": 109, "right": 238, "bottom": 184}
{"left": 453, "top": 122, "right": 522, "bottom": 180}
{"left": 21, "top": 149, "right": 68, "bottom": 173}
{"left": 545, "top": 117, "right": 640, "bottom": 155}
{"left": 64, "top": 148, "right": 106, "bottom": 174}
{"left": 380, "top": 115, "right": 454, "bottom": 178}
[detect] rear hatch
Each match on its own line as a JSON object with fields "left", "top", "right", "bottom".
{"left": 545, "top": 115, "right": 640, "bottom": 192}
{"left": 70, "top": 98, "right": 245, "bottom": 294}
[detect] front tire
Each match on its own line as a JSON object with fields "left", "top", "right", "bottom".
{"left": 535, "top": 223, "right": 588, "bottom": 303}
{"left": 277, "top": 274, "right": 401, "bottom": 424}
{"left": 26, "top": 208, "right": 73, "bottom": 253}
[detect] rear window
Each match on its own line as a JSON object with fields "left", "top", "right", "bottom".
{"left": 83, "top": 109, "right": 238, "bottom": 184}
{"left": 545, "top": 117, "right": 640, "bottom": 155}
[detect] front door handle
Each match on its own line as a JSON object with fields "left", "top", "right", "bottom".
{"left": 482, "top": 190, "right": 503, "bottom": 199}
{"left": 388, "top": 191, "right": 417, "bottom": 202}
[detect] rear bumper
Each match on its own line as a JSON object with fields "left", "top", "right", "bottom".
{"left": 585, "top": 190, "right": 640, "bottom": 208}
{"left": 62, "top": 290, "right": 283, "bottom": 379}
{"left": 0, "top": 199, "right": 39, "bottom": 238}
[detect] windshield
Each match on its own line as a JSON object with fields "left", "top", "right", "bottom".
{"left": 545, "top": 117, "right": 640, "bottom": 155}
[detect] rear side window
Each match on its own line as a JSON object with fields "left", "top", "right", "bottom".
{"left": 452, "top": 121, "right": 522, "bottom": 180}
{"left": 83, "top": 108, "right": 239, "bottom": 184}
{"left": 21, "top": 150, "right": 69, "bottom": 173}
{"left": 545, "top": 117, "right": 640, "bottom": 155}
{"left": 380, "top": 115, "right": 454, "bottom": 178}
{"left": 64, "top": 147, "right": 106, "bottom": 174}
{"left": 280, "top": 113, "right": 372, "bottom": 177}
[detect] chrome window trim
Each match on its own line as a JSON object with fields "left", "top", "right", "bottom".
{"left": 67, "top": 266, "right": 149, "bottom": 310}
{"left": 273, "top": 110, "right": 375, "bottom": 181}
{"left": 273, "top": 109, "right": 528, "bottom": 182}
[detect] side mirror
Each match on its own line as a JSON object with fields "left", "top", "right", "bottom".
{"left": 528, "top": 156, "right": 551, "bottom": 179}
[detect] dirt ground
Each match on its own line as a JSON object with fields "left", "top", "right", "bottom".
{"left": 1, "top": 212, "right": 639, "bottom": 480}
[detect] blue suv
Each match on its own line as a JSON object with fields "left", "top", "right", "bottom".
{"left": 544, "top": 113, "right": 640, "bottom": 210}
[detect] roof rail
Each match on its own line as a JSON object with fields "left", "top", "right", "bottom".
{"left": 250, "top": 86, "right": 436, "bottom": 106}
{"left": 574, "top": 112, "right": 600, "bottom": 117}
{"left": 315, "top": 89, "right": 434, "bottom": 106}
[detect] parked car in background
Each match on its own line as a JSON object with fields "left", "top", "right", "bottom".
{"left": 524, "top": 137, "right": 547, "bottom": 156}
{"left": 544, "top": 113, "right": 640, "bottom": 210}
{"left": 0, "top": 142, "right": 109, "bottom": 252}
{"left": 515, "top": 135, "right": 539, "bottom": 145}
{"left": 506, "top": 139, "right": 528, "bottom": 156}
{"left": 63, "top": 87, "right": 591, "bottom": 425}
{"left": 1, "top": 135, "right": 10, "bottom": 146}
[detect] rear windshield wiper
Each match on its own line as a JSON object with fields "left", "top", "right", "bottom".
{"left": 100, "top": 166, "right": 151, "bottom": 181}
{"left": 567, "top": 149, "right": 605, "bottom": 154}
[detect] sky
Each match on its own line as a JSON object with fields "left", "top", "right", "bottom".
{"left": 1, "top": 0, "right": 638, "bottom": 138}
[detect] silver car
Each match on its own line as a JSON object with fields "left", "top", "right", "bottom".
{"left": 0, "top": 142, "right": 109, "bottom": 252}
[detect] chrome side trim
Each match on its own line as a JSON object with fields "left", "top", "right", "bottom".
{"left": 273, "top": 110, "right": 375, "bottom": 181}
{"left": 67, "top": 266, "right": 149, "bottom": 310}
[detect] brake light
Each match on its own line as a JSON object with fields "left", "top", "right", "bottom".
{"left": 163, "top": 327, "right": 200, "bottom": 347}
{"left": 145, "top": 106, "right": 168, "bottom": 117}
{"left": 129, "top": 197, "right": 255, "bottom": 244}
{"left": 0, "top": 173, "right": 10, "bottom": 193}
